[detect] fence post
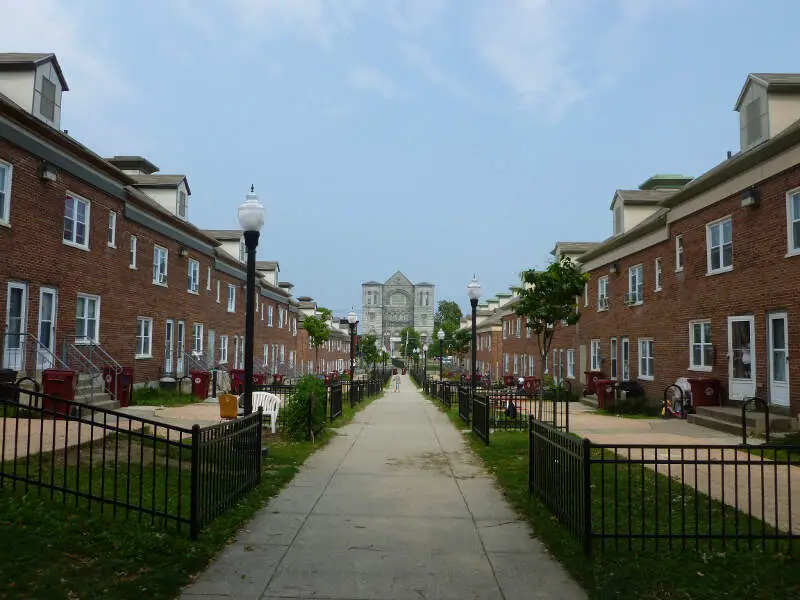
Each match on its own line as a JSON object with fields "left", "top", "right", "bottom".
{"left": 190, "top": 424, "right": 201, "bottom": 540}
{"left": 256, "top": 408, "right": 263, "bottom": 485}
{"left": 528, "top": 415, "right": 533, "bottom": 497}
{"left": 582, "top": 437, "right": 592, "bottom": 557}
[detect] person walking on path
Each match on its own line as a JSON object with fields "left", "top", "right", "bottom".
{"left": 393, "top": 373, "right": 401, "bottom": 392}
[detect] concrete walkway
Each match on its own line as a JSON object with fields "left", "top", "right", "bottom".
{"left": 181, "top": 376, "right": 586, "bottom": 600}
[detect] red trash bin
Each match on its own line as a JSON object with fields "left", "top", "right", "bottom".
{"left": 503, "top": 374, "right": 515, "bottom": 387}
{"left": 523, "top": 377, "right": 540, "bottom": 395}
{"left": 584, "top": 371, "right": 605, "bottom": 395}
{"left": 41, "top": 369, "right": 77, "bottom": 419}
{"left": 190, "top": 370, "right": 210, "bottom": 399}
{"left": 687, "top": 377, "right": 722, "bottom": 407}
{"left": 402, "top": 368, "right": 407, "bottom": 375}
{"left": 252, "top": 373, "right": 266, "bottom": 386}
{"left": 595, "top": 379, "right": 616, "bottom": 409}
{"left": 392, "top": 368, "right": 398, "bottom": 375}
{"left": 101, "top": 366, "right": 134, "bottom": 407}
{"left": 230, "top": 369, "right": 246, "bottom": 394}
{"left": 273, "top": 374, "right": 285, "bottom": 384}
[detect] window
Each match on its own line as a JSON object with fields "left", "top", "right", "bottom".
{"left": 107, "top": 211, "right": 116, "bottom": 247}
{"left": 40, "top": 77, "right": 56, "bottom": 121}
{"left": 590, "top": 340, "right": 601, "bottom": 370}
{"left": 515, "top": 318, "right": 521, "bottom": 337}
{"left": 219, "top": 335, "right": 228, "bottom": 363}
{"left": 177, "top": 191, "right": 187, "bottom": 219}
{"left": 621, "top": 337, "right": 630, "bottom": 380}
{"left": 584, "top": 282, "right": 588, "bottom": 307}
{"left": 638, "top": 338, "right": 654, "bottom": 380}
{"left": 263, "top": 344, "right": 268, "bottom": 367}
{"left": 610, "top": 338, "right": 618, "bottom": 380}
{"left": 526, "top": 325, "right": 531, "bottom": 338}
{"left": 227, "top": 284, "right": 235, "bottom": 312}
{"left": 207, "top": 267, "right": 212, "bottom": 290}
{"left": 655, "top": 258, "right": 662, "bottom": 291}
{"left": 675, "top": 235, "right": 684, "bottom": 272}
{"left": 707, "top": 217, "right": 733, "bottom": 274}
{"left": 0, "top": 160, "right": 11, "bottom": 225}
{"left": 129, "top": 235, "right": 137, "bottom": 269}
{"left": 690, "top": 320, "right": 713, "bottom": 371}
{"left": 503, "top": 354, "right": 509, "bottom": 373}
{"left": 192, "top": 323, "right": 203, "bottom": 355}
{"left": 153, "top": 246, "right": 168, "bottom": 285}
{"left": 260, "top": 304, "right": 264, "bottom": 320}
{"left": 187, "top": 259, "right": 200, "bottom": 293}
{"left": 136, "top": 317, "right": 153, "bottom": 358}
{"left": 216, "top": 280, "right": 220, "bottom": 303}
{"left": 293, "top": 318, "right": 297, "bottom": 336}
{"left": 63, "top": 193, "right": 90, "bottom": 249}
{"left": 597, "top": 276, "right": 609, "bottom": 310}
{"left": 503, "top": 321, "right": 508, "bottom": 339}
{"left": 279, "top": 308, "right": 284, "bottom": 328}
{"left": 788, "top": 190, "right": 800, "bottom": 255}
{"left": 76, "top": 294, "right": 100, "bottom": 343}
{"left": 627, "top": 265, "right": 643, "bottom": 305}
{"left": 566, "top": 349, "right": 575, "bottom": 378}
{"left": 233, "top": 336, "right": 239, "bottom": 367}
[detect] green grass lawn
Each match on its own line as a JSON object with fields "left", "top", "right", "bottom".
{"left": 131, "top": 386, "right": 199, "bottom": 407}
{"left": 0, "top": 386, "right": 384, "bottom": 600}
{"left": 424, "top": 393, "right": 800, "bottom": 600}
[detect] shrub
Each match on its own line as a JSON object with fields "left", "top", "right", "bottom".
{"left": 281, "top": 375, "right": 327, "bottom": 441}
{"left": 607, "top": 395, "right": 661, "bottom": 416}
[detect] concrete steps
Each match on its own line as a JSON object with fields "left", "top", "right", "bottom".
{"left": 579, "top": 395, "right": 599, "bottom": 409}
{"left": 687, "top": 405, "right": 797, "bottom": 438}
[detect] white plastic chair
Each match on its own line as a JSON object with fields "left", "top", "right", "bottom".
{"left": 250, "top": 391, "right": 285, "bottom": 434}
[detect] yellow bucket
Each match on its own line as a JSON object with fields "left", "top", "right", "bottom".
{"left": 219, "top": 394, "right": 239, "bottom": 419}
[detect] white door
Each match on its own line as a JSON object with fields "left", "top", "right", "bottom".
{"left": 176, "top": 321, "right": 185, "bottom": 375}
{"left": 621, "top": 338, "right": 630, "bottom": 381}
{"left": 610, "top": 338, "right": 618, "bottom": 380}
{"left": 728, "top": 316, "right": 756, "bottom": 400}
{"left": 3, "top": 282, "right": 28, "bottom": 371}
{"left": 207, "top": 330, "right": 215, "bottom": 368}
{"left": 768, "top": 313, "right": 789, "bottom": 407}
{"left": 164, "top": 320, "right": 174, "bottom": 375}
{"left": 36, "top": 287, "right": 58, "bottom": 370}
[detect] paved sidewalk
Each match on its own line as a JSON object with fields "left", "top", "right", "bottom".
{"left": 181, "top": 376, "right": 586, "bottom": 600}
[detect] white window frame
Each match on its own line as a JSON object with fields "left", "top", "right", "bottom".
{"left": 135, "top": 317, "right": 153, "bottom": 359}
{"left": 187, "top": 259, "right": 200, "bottom": 294}
{"left": 621, "top": 337, "right": 630, "bottom": 381}
{"left": 129, "top": 235, "right": 137, "bottom": 269}
{"left": 654, "top": 258, "right": 662, "bottom": 291}
{"left": 675, "top": 235, "right": 684, "bottom": 272}
{"left": 597, "top": 276, "right": 609, "bottom": 311}
{"left": 227, "top": 284, "right": 236, "bottom": 313}
{"left": 0, "top": 159, "right": 12, "bottom": 226}
{"left": 610, "top": 337, "right": 618, "bottom": 380}
{"left": 516, "top": 318, "right": 521, "bottom": 337}
{"left": 628, "top": 264, "right": 643, "bottom": 305}
{"left": 261, "top": 303, "right": 264, "bottom": 321}
{"left": 63, "top": 192, "right": 90, "bottom": 250}
{"left": 153, "top": 245, "right": 168, "bottom": 286}
{"left": 706, "top": 216, "right": 733, "bottom": 275}
{"left": 689, "top": 319, "right": 713, "bottom": 372}
{"left": 583, "top": 282, "right": 589, "bottom": 307}
{"left": 263, "top": 344, "right": 268, "bottom": 367}
{"left": 566, "top": 349, "right": 575, "bottom": 378}
{"left": 279, "top": 308, "right": 284, "bottom": 328}
{"left": 787, "top": 189, "right": 800, "bottom": 257}
{"left": 638, "top": 338, "right": 654, "bottom": 380}
{"left": 219, "top": 335, "right": 228, "bottom": 364}
{"left": 75, "top": 293, "right": 100, "bottom": 344}
{"left": 192, "top": 323, "right": 204, "bottom": 356}
{"left": 207, "top": 266, "right": 212, "bottom": 290}
{"left": 590, "top": 339, "right": 601, "bottom": 371}
{"left": 107, "top": 211, "right": 116, "bottom": 248}
{"left": 216, "top": 280, "right": 220, "bottom": 303}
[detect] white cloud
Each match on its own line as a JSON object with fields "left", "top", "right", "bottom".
{"left": 399, "top": 42, "right": 479, "bottom": 106}
{"left": 348, "top": 66, "right": 406, "bottom": 100}
{"left": 0, "top": 0, "right": 143, "bottom": 152}
{"left": 472, "top": 0, "right": 690, "bottom": 119}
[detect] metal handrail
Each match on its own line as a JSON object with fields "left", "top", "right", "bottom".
{"left": 1, "top": 332, "right": 69, "bottom": 377}
{"left": 61, "top": 336, "right": 124, "bottom": 402}
{"left": 741, "top": 396, "right": 771, "bottom": 444}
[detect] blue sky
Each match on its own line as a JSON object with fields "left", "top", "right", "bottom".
{"left": 6, "top": 0, "right": 800, "bottom": 317}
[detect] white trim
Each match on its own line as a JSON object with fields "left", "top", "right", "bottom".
{"left": 627, "top": 264, "right": 643, "bottom": 305}
{"left": 216, "top": 280, "right": 220, "bottom": 303}
{"left": 227, "top": 284, "right": 236, "bottom": 313}
{"left": 107, "top": 210, "right": 117, "bottom": 248}
{"left": 620, "top": 337, "right": 630, "bottom": 381}
{"left": 609, "top": 337, "right": 618, "bottom": 380}
{"left": 566, "top": 349, "right": 575, "bottom": 378}
{"left": 654, "top": 257, "right": 662, "bottom": 291}
{"left": 187, "top": 258, "right": 200, "bottom": 294}
{"left": 129, "top": 235, "right": 137, "bottom": 269}
{"left": 638, "top": 337, "right": 654, "bottom": 381}
{"left": 36, "top": 286, "right": 58, "bottom": 369}
{"left": 0, "top": 159, "right": 12, "bottom": 226}
{"left": 207, "top": 266, "right": 212, "bottom": 290}
{"left": 63, "top": 192, "right": 91, "bottom": 251}
{"left": 75, "top": 293, "right": 101, "bottom": 344}
{"left": 675, "top": 235, "right": 684, "bottom": 272}
{"left": 3, "top": 282, "right": 28, "bottom": 371}
{"left": 706, "top": 215, "right": 733, "bottom": 275}
{"left": 597, "top": 276, "right": 609, "bottom": 311}
{"left": 153, "top": 245, "right": 169, "bottom": 286}
{"left": 590, "top": 339, "right": 601, "bottom": 371}
{"left": 689, "top": 319, "right": 713, "bottom": 371}
{"left": 192, "top": 322, "right": 204, "bottom": 356}
{"left": 135, "top": 316, "right": 153, "bottom": 359}
{"left": 786, "top": 188, "right": 800, "bottom": 257}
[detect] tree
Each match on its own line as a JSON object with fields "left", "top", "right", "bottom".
{"left": 398, "top": 326, "right": 421, "bottom": 359}
{"left": 432, "top": 300, "right": 463, "bottom": 356}
{"left": 303, "top": 307, "right": 332, "bottom": 373}
{"left": 451, "top": 328, "right": 472, "bottom": 372}
{"left": 512, "top": 257, "right": 587, "bottom": 418}
{"left": 360, "top": 333, "right": 380, "bottom": 377}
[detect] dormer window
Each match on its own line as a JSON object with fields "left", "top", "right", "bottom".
{"left": 40, "top": 77, "right": 56, "bottom": 121}
{"left": 177, "top": 191, "right": 187, "bottom": 219}
{"left": 744, "top": 98, "right": 763, "bottom": 148}
{"left": 613, "top": 204, "right": 623, "bottom": 235}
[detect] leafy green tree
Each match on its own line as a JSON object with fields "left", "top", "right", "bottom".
{"left": 398, "top": 326, "right": 421, "bottom": 359}
{"left": 512, "top": 257, "right": 587, "bottom": 418}
{"left": 282, "top": 375, "right": 327, "bottom": 441}
{"left": 360, "top": 333, "right": 380, "bottom": 377}
{"left": 451, "top": 328, "right": 472, "bottom": 369}
{"left": 432, "top": 300, "right": 463, "bottom": 356}
{"left": 303, "top": 307, "right": 332, "bottom": 373}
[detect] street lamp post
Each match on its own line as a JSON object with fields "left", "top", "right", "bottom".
{"left": 467, "top": 275, "right": 483, "bottom": 390}
{"left": 347, "top": 310, "right": 358, "bottom": 380}
{"left": 438, "top": 329, "right": 445, "bottom": 381}
{"left": 422, "top": 343, "right": 428, "bottom": 386}
{"left": 238, "top": 185, "right": 265, "bottom": 416}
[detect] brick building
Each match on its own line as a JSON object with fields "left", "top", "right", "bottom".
{"left": 0, "top": 52, "right": 341, "bottom": 404}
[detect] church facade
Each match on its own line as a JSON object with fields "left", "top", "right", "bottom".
{"left": 361, "top": 272, "right": 435, "bottom": 357}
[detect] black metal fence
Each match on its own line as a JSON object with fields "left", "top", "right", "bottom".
{"left": 0, "top": 384, "right": 262, "bottom": 539}
{"left": 472, "top": 393, "right": 490, "bottom": 445}
{"left": 484, "top": 389, "right": 570, "bottom": 432}
{"left": 329, "top": 382, "right": 343, "bottom": 422}
{"left": 458, "top": 385, "right": 471, "bottom": 424}
{"left": 529, "top": 416, "right": 800, "bottom": 556}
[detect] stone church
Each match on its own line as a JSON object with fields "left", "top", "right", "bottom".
{"left": 361, "top": 272, "right": 435, "bottom": 357}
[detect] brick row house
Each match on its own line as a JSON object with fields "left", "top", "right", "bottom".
{"left": 0, "top": 53, "right": 350, "bottom": 403}
{"left": 463, "top": 72, "right": 800, "bottom": 421}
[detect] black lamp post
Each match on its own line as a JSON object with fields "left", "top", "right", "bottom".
{"left": 438, "top": 328, "right": 445, "bottom": 380}
{"left": 422, "top": 342, "right": 428, "bottom": 386}
{"left": 238, "top": 185, "right": 265, "bottom": 416}
{"left": 467, "top": 275, "right": 482, "bottom": 390}
{"left": 347, "top": 310, "right": 358, "bottom": 379}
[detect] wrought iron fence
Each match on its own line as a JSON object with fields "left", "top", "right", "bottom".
{"left": 484, "top": 388, "right": 570, "bottom": 432}
{"left": 0, "top": 384, "right": 262, "bottom": 539}
{"left": 329, "top": 382, "right": 343, "bottom": 422}
{"left": 471, "top": 393, "right": 490, "bottom": 445}
{"left": 458, "top": 385, "right": 470, "bottom": 424}
{"left": 529, "top": 416, "right": 800, "bottom": 556}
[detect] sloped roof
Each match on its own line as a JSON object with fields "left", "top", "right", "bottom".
{"left": 385, "top": 271, "right": 413, "bottom": 286}
{"left": 131, "top": 173, "right": 189, "bottom": 193}
{"left": 0, "top": 52, "right": 68, "bottom": 89}
{"left": 202, "top": 229, "right": 241, "bottom": 240}
{"left": 551, "top": 241, "right": 600, "bottom": 256}
{"left": 610, "top": 189, "right": 675, "bottom": 209}
{"left": 735, "top": 73, "right": 800, "bottom": 110}
{"left": 106, "top": 156, "right": 159, "bottom": 174}
{"left": 579, "top": 208, "right": 670, "bottom": 263}
{"left": 256, "top": 261, "right": 279, "bottom": 270}
{"left": 362, "top": 280, "right": 381, "bottom": 286}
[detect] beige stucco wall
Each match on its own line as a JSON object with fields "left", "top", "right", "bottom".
{"left": 768, "top": 93, "right": 800, "bottom": 139}
{"left": 739, "top": 82, "right": 769, "bottom": 151}
{"left": 0, "top": 71, "right": 34, "bottom": 113}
